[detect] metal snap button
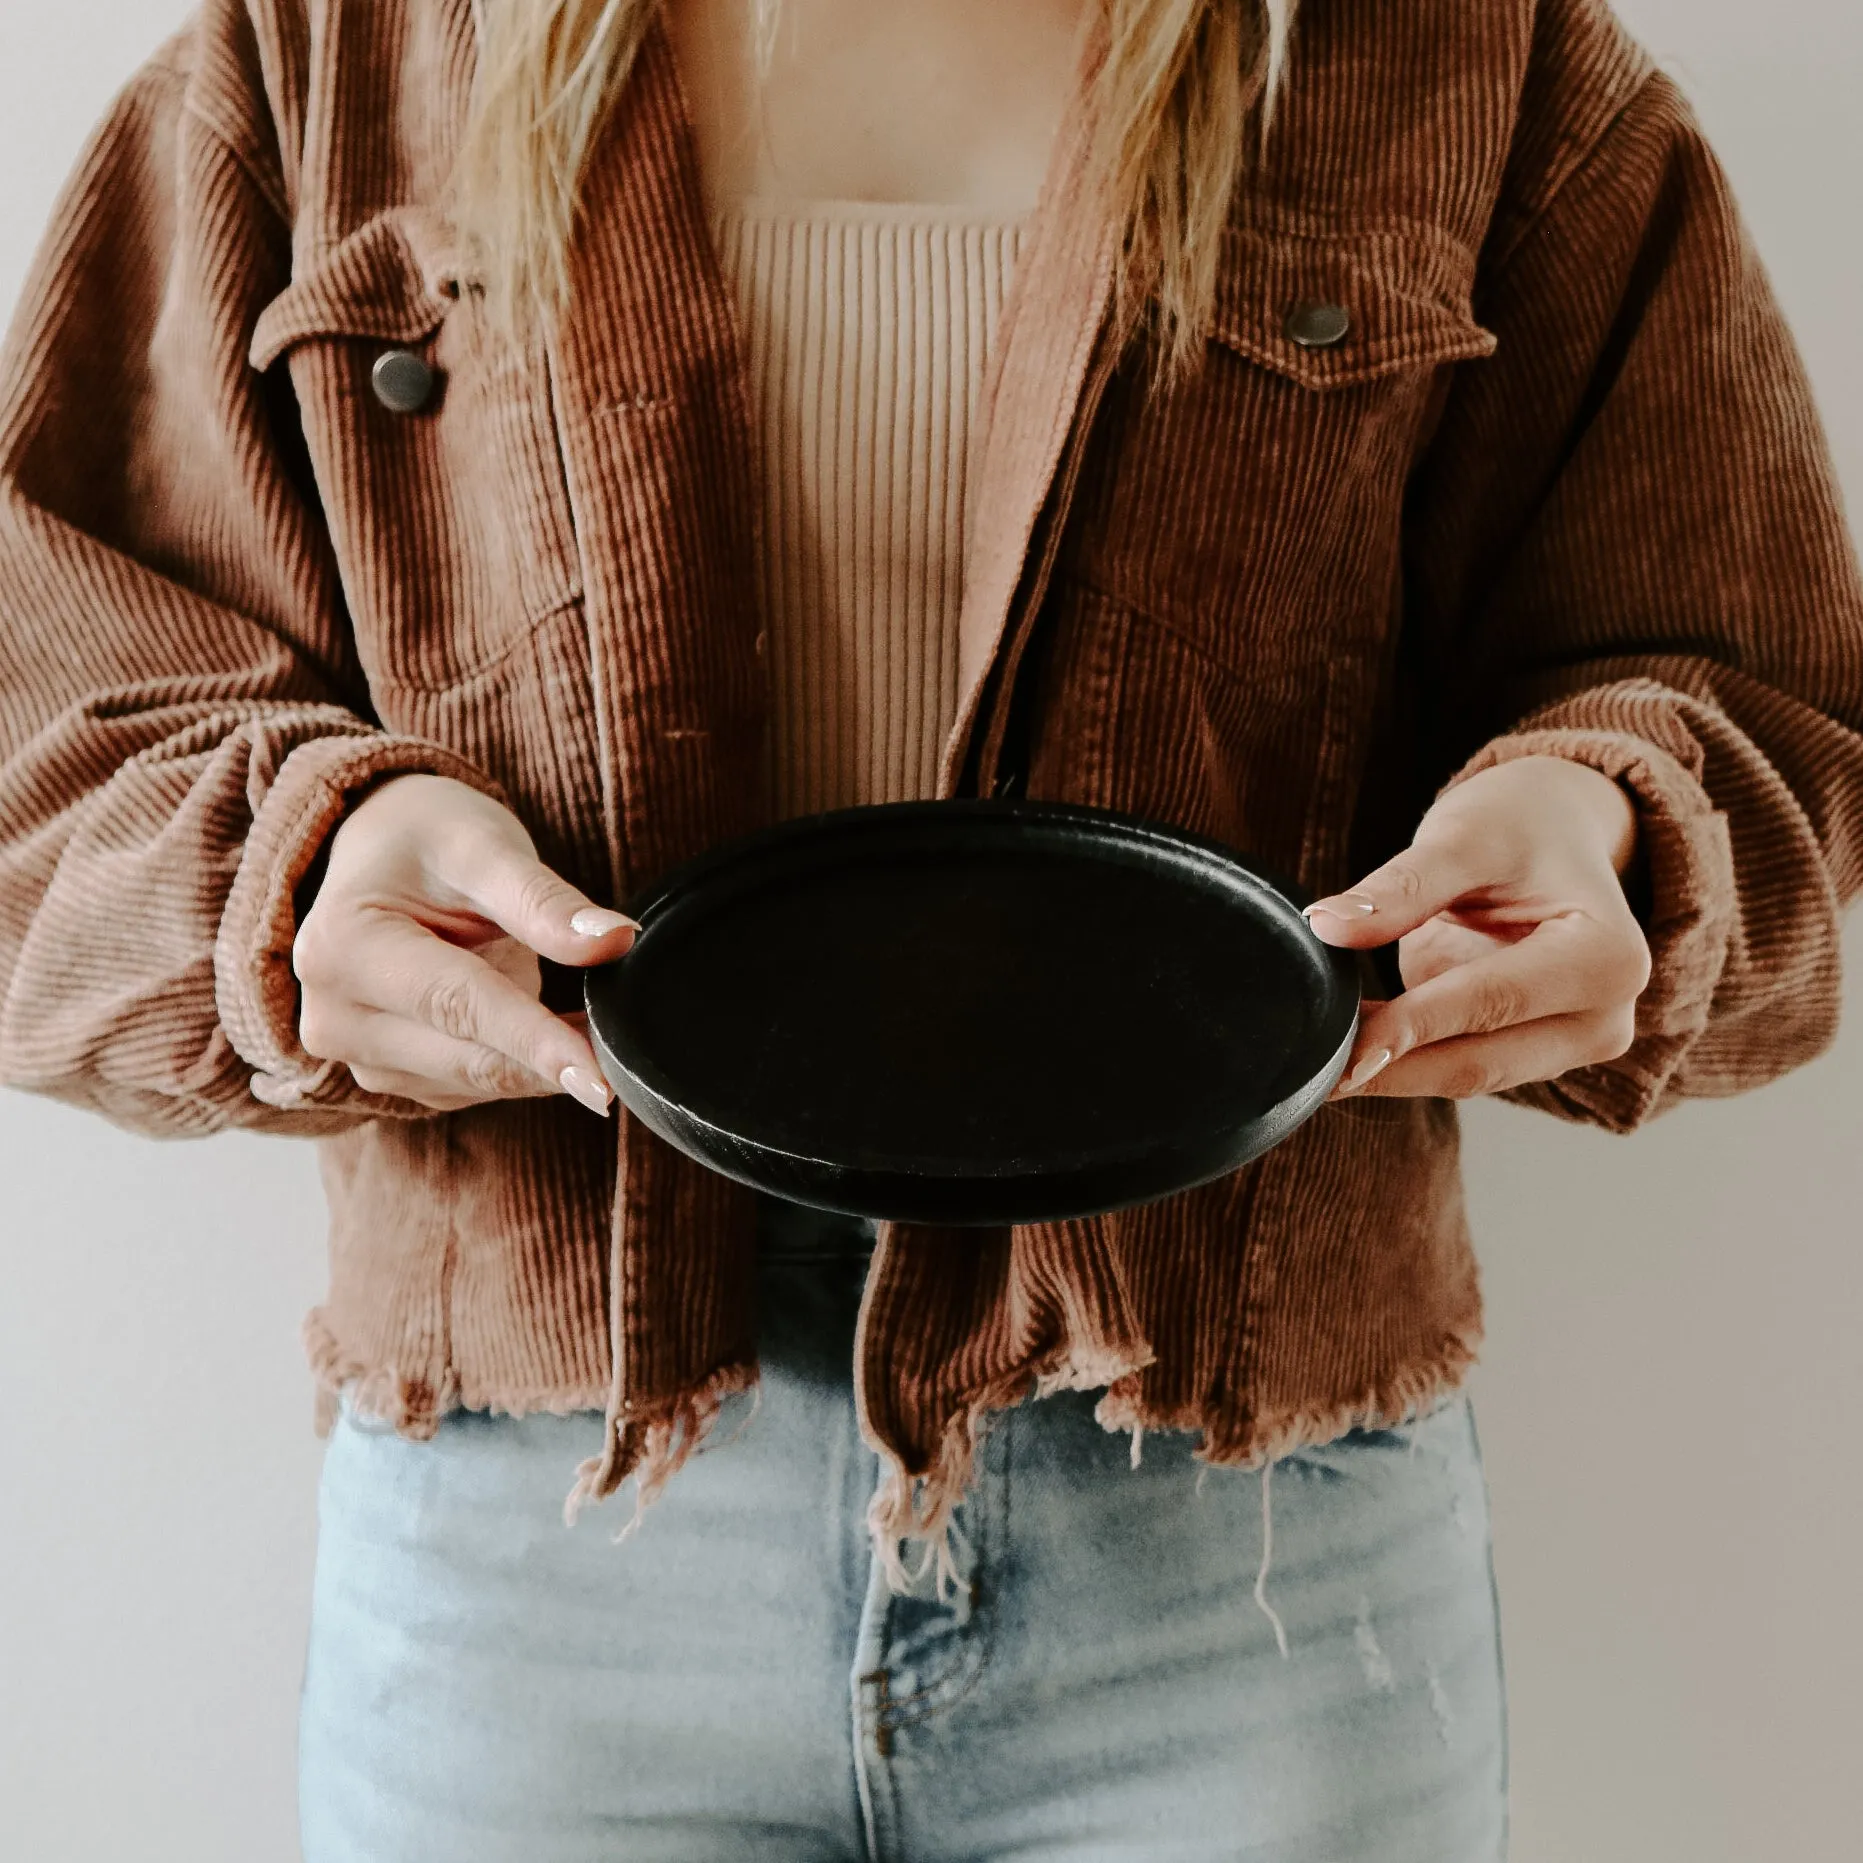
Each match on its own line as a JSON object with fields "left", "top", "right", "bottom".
{"left": 371, "top": 348, "right": 437, "bottom": 413}
{"left": 1283, "top": 301, "right": 1352, "bottom": 351}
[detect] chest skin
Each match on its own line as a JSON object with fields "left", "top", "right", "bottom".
{"left": 662, "top": 0, "right": 1086, "bottom": 212}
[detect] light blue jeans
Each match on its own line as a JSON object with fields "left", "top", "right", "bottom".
{"left": 300, "top": 1201, "right": 1507, "bottom": 1861}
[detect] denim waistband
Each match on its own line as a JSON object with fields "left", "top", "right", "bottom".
{"left": 756, "top": 1194, "right": 879, "bottom": 1264}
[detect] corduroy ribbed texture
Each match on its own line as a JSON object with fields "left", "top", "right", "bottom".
{"left": 715, "top": 203, "right": 1025, "bottom": 816}
{"left": 2, "top": 1, "right": 1861, "bottom": 1540}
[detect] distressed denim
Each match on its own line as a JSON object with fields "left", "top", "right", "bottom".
{"left": 300, "top": 1201, "right": 1507, "bottom": 1861}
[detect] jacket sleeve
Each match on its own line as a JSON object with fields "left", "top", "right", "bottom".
{"left": 0, "top": 27, "right": 500, "bottom": 1137}
{"left": 1405, "top": 54, "right": 1863, "bottom": 1132}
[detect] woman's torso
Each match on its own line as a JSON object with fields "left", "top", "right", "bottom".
{"left": 236, "top": 0, "right": 1597, "bottom": 1497}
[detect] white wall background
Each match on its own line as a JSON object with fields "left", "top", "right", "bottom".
{"left": 1, "top": 5, "right": 1858, "bottom": 1860}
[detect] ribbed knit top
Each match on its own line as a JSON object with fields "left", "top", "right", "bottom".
{"left": 714, "top": 203, "right": 1027, "bottom": 815}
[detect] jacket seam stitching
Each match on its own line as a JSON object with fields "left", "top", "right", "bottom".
{"left": 1054, "top": 562, "right": 1347, "bottom": 687}
{"left": 1485, "top": 67, "right": 1662, "bottom": 278}
{"left": 1229, "top": 208, "right": 1483, "bottom": 275}
{"left": 364, "top": 593, "right": 588, "bottom": 695}
{"left": 178, "top": 96, "right": 292, "bottom": 230}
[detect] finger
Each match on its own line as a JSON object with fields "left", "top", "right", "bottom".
{"left": 335, "top": 1009, "right": 565, "bottom": 1100}
{"left": 431, "top": 830, "right": 638, "bottom": 968}
{"left": 346, "top": 1064, "right": 521, "bottom": 1114}
{"left": 349, "top": 1058, "right": 614, "bottom": 1116}
{"left": 1357, "top": 915, "right": 1646, "bottom": 1061}
{"left": 350, "top": 1021, "right": 613, "bottom": 1117}
{"left": 345, "top": 1056, "right": 612, "bottom": 1115}
{"left": 1392, "top": 917, "right": 1500, "bottom": 991}
{"left": 1303, "top": 835, "right": 1492, "bottom": 950}
{"left": 1333, "top": 1005, "right": 1638, "bottom": 1103}
{"left": 343, "top": 917, "right": 613, "bottom": 1108}
{"left": 301, "top": 994, "right": 502, "bottom": 1111}
{"left": 304, "top": 996, "right": 586, "bottom": 1110}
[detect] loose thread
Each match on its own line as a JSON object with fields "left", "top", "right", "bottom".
{"left": 1254, "top": 1460, "right": 1290, "bottom": 1660}
{"left": 705, "top": 1382, "right": 764, "bottom": 1455}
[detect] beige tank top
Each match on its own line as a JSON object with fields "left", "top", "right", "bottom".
{"left": 713, "top": 202, "right": 1027, "bottom": 816}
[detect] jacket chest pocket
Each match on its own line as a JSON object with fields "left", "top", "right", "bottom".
{"left": 1032, "top": 224, "right": 1495, "bottom": 886}
{"left": 1059, "top": 220, "right": 1496, "bottom": 674}
{"left": 251, "top": 208, "right": 584, "bottom": 692}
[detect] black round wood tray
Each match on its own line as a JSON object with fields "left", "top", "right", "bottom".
{"left": 585, "top": 801, "right": 1359, "bottom": 1225}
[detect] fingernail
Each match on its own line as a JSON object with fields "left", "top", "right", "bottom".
{"left": 1337, "top": 1048, "right": 1394, "bottom": 1096}
{"left": 570, "top": 907, "right": 640, "bottom": 939}
{"left": 1303, "top": 893, "right": 1377, "bottom": 922}
{"left": 559, "top": 1065, "right": 613, "bottom": 1116}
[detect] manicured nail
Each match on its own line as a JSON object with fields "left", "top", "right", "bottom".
{"left": 1303, "top": 893, "right": 1377, "bottom": 922}
{"left": 559, "top": 1065, "right": 613, "bottom": 1115}
{"left": 1338, "top": 1048, "right": 1394, "bottom": 1096}
{"left": 570, "top": 907, "right": 640, "bottom": 939}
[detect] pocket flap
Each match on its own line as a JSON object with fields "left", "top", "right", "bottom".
{"left": 1210, "top": 223, "right": 1497, "bottom": 390}
{"left": 251, "top": 207, "right": 463, "bottom": 371}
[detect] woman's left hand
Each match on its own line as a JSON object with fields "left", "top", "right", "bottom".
{"left": 1306, "top": 755, "right": 1652, "bottom": 1101}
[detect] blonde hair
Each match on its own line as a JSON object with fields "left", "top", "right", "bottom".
{"left": 458, "top": 1, "right": 1295, "bottom": 372}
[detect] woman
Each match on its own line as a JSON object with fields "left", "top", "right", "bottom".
{"left": 1, "top": 0, "right": 1858, "bottom": 1856}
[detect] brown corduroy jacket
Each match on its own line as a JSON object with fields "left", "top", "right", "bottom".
{"left": 3, "top": 0, "right": 1861, "bottom": 1534}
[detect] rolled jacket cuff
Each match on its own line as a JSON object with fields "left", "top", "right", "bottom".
{"left": 1445, "top": 713, "right": 1735, "bottom": 1131}
{"left": 213, "top": 731, "right": 508, "bottom": 1116}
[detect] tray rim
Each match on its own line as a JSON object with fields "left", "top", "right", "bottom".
{"left": 584, "top": 799, "right": 1361, "bottom": 1218}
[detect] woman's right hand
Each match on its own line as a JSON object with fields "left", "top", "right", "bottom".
{"left": 293, "top": 774, "right": 637, "bottom": 1114}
